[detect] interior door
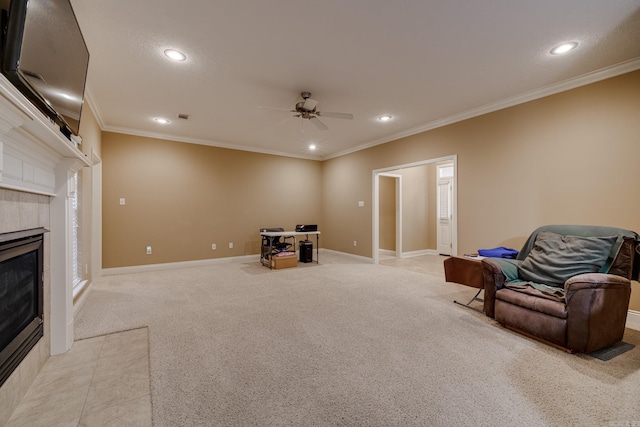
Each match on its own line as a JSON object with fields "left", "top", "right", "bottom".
{"left": 437, "top": 165, "right": 453, "bottom": 255}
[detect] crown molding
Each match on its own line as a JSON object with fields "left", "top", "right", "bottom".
{"left": 83, "top": 86, "right": 106, "bottom": 130}
{"left": 84, "top": 58, "right": 640, "bottom": 162}
{"left": 322, "top": 58, "right": 640, "bottom": 160}
{"left": 102, "top": 125, "right": 323, "bottom": 161}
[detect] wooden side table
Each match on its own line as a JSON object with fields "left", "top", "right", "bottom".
{"left": 444, "top": 256, "right": 485, "bottom": 313}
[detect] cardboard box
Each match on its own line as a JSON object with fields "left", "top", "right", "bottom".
{"left": 272, "top": 254, "right": 297, "bottom": 269}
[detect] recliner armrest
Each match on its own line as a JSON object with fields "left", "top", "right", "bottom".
{"left": 565, "top": 273, "right": 630, "bottom": 296}
{"left": 481, "top": 259, "right": 507, "bottom": 318}
{"left": 564, "top": 273, "right": 631, "bottom": 353}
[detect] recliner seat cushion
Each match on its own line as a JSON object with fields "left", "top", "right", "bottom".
{"left": 496, "top": 288, "right": 567, "bottom": 319}
{"left": 517, "top": 231, "right": 618, "bottom": 287}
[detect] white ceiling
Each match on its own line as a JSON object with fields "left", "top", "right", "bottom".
{"left": 70, "top": 0, "right": 640, "bottom": 160}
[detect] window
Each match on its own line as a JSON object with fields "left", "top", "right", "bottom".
{"left": 71, "top": 171, "right": 84, "bottom": 297}
{"left": 438, "top": 165, "right": 454, "bottom": 179}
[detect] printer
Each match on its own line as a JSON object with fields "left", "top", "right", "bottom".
{"left": 295, "top": 224, "right": 318, "bottom": 232}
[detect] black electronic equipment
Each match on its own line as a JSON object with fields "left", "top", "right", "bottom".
{"left": 1, "top": 0, "right": 89, "bottom": 139}
{"left": 299, "top": 240, "right": 313, "bottom": 263}
{"left": 295, "top": 224, "right": 318, "bottom": 232}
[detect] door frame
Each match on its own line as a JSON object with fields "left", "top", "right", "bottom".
{"left": 436, "top": 161, "right": 455, "bottom": 256}
{"left": 378, "top": 173, "right": 402, "bottom": 259}
{"left": 372, "top": 155, "right": 457, "bottom": 264}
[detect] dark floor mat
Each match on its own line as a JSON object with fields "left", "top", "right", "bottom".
{"left": 589, "top": 342, "right": 635, "bottom": 361}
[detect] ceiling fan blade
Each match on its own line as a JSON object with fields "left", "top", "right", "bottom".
{"left": 303, "top": 98, "right": 319, "bottom": 111}
{"left": 310, "top": 116, "right": 328, "bottom": 131}
{"left": 257, "top": 106, "right": 295, "bottom": 112}
{"left": 319, "top": 111, "right": 354, "bottom": 120}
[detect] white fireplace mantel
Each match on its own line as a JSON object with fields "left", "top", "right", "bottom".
{"left": 1, "top": 74, "right": 92, "bottom": 355}
{"left": 0, "top": 75, "right": 91, "bottom": 193}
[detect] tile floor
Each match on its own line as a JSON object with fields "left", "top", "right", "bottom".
{"left": 5, "top": 328, "right": 152, "bottom": 427}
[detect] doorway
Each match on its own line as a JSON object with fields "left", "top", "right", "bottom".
{"left": 372, "top": 156, "right": 457, "bottom": 264}
{"left": 378, "top": 173, "right": 402, "bottom": 260}
{"left": 436, "top": 162, "right": 454, "bottom": 256}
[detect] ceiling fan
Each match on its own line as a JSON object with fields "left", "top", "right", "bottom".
{"left": 261, "top": 92, "right": 354, "bottom": 131}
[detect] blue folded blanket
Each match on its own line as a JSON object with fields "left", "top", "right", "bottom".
{"left": 478, "top": 246, "right": 519, "bottom": 259}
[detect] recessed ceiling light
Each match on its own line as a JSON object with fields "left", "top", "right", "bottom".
{"left": 154, "top": 117, "right": 170, "bottom": 124}
{"left": 550, "top": 42, "right": 578, "bottom": 55}
{"left": 164, "top": 49, "right": 186, "bottom": 61}
{"left": 309, "top": 144, "right": 316, "bottom": 151}
{"left": 378, "top": 114, "right": 392, "bottom": 122}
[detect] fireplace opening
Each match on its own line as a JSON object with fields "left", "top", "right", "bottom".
{"left": 0, "top": 228, "right": 46, "bottom": 388}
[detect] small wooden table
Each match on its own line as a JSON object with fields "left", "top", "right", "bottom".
{"left": 444, "top": 256, "right": 485, "bottom": 313}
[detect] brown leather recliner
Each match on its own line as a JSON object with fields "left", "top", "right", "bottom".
{"left": 482, "top": 225, "right": 639, "bottom": 353}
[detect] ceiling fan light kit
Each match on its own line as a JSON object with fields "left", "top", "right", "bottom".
{"left": 263, "top": 92, "right": 353, "bottom": 131}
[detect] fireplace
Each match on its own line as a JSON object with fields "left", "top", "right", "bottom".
{"left": 0, "top": 228, "right": 46, "bottom": 388}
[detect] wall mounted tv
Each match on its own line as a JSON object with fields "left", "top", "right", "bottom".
{"left": 0, "top": 0, "right": 89, "bottom": 140}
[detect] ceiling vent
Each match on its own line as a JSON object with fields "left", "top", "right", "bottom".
{"left": 178, "top": 113, "right": 190, "bottom": 120}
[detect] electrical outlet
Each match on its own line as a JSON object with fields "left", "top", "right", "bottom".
{"left": 228, "top": 242, "right": 233, "bottom": 249}
{"left": 212, "top": 243, "right": 216, "bottom": 250}
{"left": 353, "top": 241, "right": 357, "bottom": 247}
{"left": 358, "top": 201, "right": 364, "bottom": 207}
{"left": 119, "top": 198, "right": 125, "bottom": 205}
{"left": 146, "top": 246, "right": 152, "bottom": 255}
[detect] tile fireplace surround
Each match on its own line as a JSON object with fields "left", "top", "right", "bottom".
{"left": 0, "top": 74, "right": 91, "bottom": 424}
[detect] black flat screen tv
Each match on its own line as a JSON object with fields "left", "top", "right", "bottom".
{"left": 0, "top": 0, "right": 89, "bottom": 139}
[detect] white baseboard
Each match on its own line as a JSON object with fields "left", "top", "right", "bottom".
{"left": 401, "top": 249, "right": 438, "bottom": 258}
{"left": 321, "top": 248, "right": 374, "bottom": 263}
{"left": 102, "top": 254, "right": 260, "bottom": 276}
{"left": 380, "top": 249, "right": 438, "bottom": 259}
{"left": 73, "top": 280, "right": 93, "bottom": 318}
{"left": 88, "top": 252, "right": 640, "bottom": 332}
{"left": 626, "top": 310, "right": 640, "bottom": 331}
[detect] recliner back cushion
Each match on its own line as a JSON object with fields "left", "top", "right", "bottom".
{"left": 518, "top": 231, "right": 618, "bottom": 287}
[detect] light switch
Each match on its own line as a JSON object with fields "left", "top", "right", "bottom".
{"left": 358, "top": 201, "right": 365, "bottom": 207}
{"left": 119, "top": 198, "right": 126, "bottom": 205}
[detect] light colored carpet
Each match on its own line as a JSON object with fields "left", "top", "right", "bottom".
{"left": 75, "top": 253, "right": 640, "bottom": 426}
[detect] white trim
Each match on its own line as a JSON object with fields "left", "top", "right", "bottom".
{"left": 401, "top": 249, "right": 438, "bottom": 258}
{"left": 102, "top": 254, "right": 260, "bottom": 276}
{"left": 372, "top": 156, "right": 457, "bottom": 264}
{"left": 72, "top": 280, "right": 92, "bottom": 318}
{"left": 379, "top": 249, "right": 396, "bottom": 257}
{"left": 83, "top": 87, "right": 106, "bottom": 130}
{"left": 72, "top": 279, "right": 88, "bottom": 299}
{"left": 626, "top": 310, "right": 640, "bottom": 331}
{"left": 103, "top": 249, "right": 378, "bottom": 276}
{"left": 90, "top": 152, "right": 102, "bottom": 280}
{"left": 436, "top": 161, "right": 455, "bottom": 256}
{"left": 102, "top": 126, "right": 323, "bottom": 161}
{"left": 378, "top": 173, "right": 403, "bottom": 259}
{"left": 320, "top": 248, "right": 374, "bottom": 263}
{"left": 323, "top": 58, "right": 640, "bottom": 160}
{"left": 0, "top": 183, "right": 56, "bottom": 196}
{"left": 81, "top": 59, "right": 640, "bottom": 162}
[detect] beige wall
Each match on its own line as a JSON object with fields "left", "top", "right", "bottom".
{"left": 78, "top": 105, "right": 102, "bottom": 283}
{"left": 101, "top": 133, "right": 322, "bottom": 268}
{"left": 101, "top": 71, "right": 640, "bottom": 309}
{"left": 322, "top": 70, "right": 640, "bottom": 308}
{"left": 398, "top": 164, "right": 435, "bottom": 253}
{"left": 323, "top": 70, "right": 640, "bottom": 254}
{"left": 370, "top": 164, "right": 439, "bottom": 256}
{"left": 379, "top": 176, "right": 396, "bottom": 251}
